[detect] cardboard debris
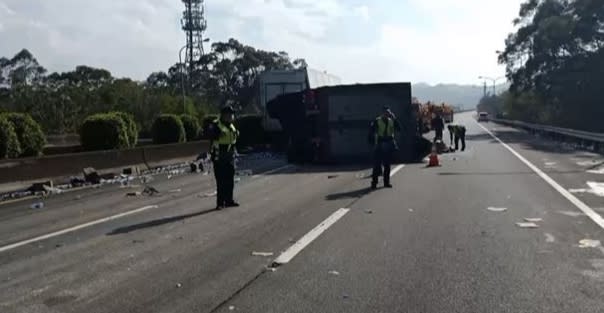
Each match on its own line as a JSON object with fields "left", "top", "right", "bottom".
{"left": 516, "top": 222, "right": 539, "bottom": 228}
{"left": 524, "top": 218, "right": 543, "bottom": 222}
{"left": 251, "top": 251, "right": 274, "bottom": 257}
{"left": 487, "top": 207, "right": 507, "bottom": 212}
{"left": 578, "top": 239, "right": 601, "bottom": 248}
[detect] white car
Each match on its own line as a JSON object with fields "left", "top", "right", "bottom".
{"left": 478, "top": 112, "right": 489, "bottom": 122}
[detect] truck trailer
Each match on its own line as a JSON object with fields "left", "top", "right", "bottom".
{"left": 267, "top": 83, "right": 431, "bottom": 164}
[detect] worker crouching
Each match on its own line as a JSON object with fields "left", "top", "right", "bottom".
{"left": 207, "top": 106, "right": 240, "bottom": 210}
{"left": 447, "top": 124, "right": 467, "bottom": 151}
{"left": 368, "top": 106, "right": 401, "bottom": 190}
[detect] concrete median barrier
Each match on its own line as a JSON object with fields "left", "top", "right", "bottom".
{"left": 0, "top": 141, "right": 210, "bottom": 186}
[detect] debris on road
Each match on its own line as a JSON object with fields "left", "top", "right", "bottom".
{"left": 578, "top": 239, "right": 601, "bottom": 248}
{"left": 545, "top": 233, "right": 556, "bottom": 243}
{"left": 199, "top": 191, "right": 217, "bottom": 198}
{"left": 516, "top": 222, "right": 539, "bottom": 228}
{"left": 524, "top": 218, "right": 543, "bottom": 222}
{"left": 30, "top": 202, "right": 44, "bottom": 209}
{"left": 544, "top": 162, "right": 557, "bottom": 168}
{"left": 408, "top": 208, "right": 414, "bottom": 212}
{"left": 327, "top": 175, "right": 338, "bottom": 179}
{"left": 168, "top": 189, "right": 182, "bottom": 193}
{"left": 126, "top": 192, "right": 142, "bottom": 197}
{"left": 176, "top": 283, "right": 182, "bottom": 288}
{"left": 364, "top": 209, "right": 373, "bottom": 214}
{"left": 557, "top": 210, "right": 585, "bottom": 217}
{"left": 343, "top": 294, "right": 350, "bottom": 299}
{"left": 43, "top": 185, "right": 63, "bottom": 195}
{"left": 142, "top": 186, "right": 160, "bottom": 196}
{"left": 487, "top": 207, "right": 507, "bottom": 212}
{"left": 328, "top": 270, "right": 340, "bottom": 276}
{"left": 251, "top": 251, "right": 274, "bottom": 257}
{"left": 229, "top": 305, "right": 235, "bottom": 311}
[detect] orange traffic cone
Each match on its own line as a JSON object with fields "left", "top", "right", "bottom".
{"left": 427, "top": 145, "right": 440, "bottom": 167}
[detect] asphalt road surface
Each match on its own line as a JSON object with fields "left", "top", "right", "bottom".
{"left": 1, "top": 112, "right": 603, "bottom": 313}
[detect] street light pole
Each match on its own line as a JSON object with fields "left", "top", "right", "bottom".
{"left": 478, "top": 76, "right": 506, "bottom": 96}
{"left": 179, "top": 46, "right": 187, "bottom": 114}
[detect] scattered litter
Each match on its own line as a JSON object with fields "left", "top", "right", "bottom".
{"left": 328, "top": 270, "right": 340, "bottom": 276}
{"left": 126, "top": 192, "right": 142, "bottom": 197}
{"left": 343, "top": 294, "right": 350, "bottom": 299}
{"left": 229, "top": 306, "right": 235, "bottom": 311}
{"left": 557, "top": 210, "right": 585, "bottom": 217}
{"left": 364, "top": 209, "right": 373, "bottom": 214}
{"left": 524, "top": 218, "right": 543, "bottom": 222}
{"left": 199, "top": 191, "right": 217, "bottom": 198}
{"left": 516, "top": 222, "right": 539, "bottom": 228}
{"left": 43, "top": 185, "right": 63, "bottom": 195}
{"left": 251, "top": 251, "right": 274, "bottom": 257}
{"left": 142, "top": 186, "right": 160, "bottom": 196}
{"left": 168, "top": 189, "right": 182, "bottom": 193}
{"left": 487, "top": 207, "right": 507, "bottom": 212}
{"left": 579, "top": 239, "right": 601, "bottom": 248}
{"left": 545, "top": 233, "right": 556, "bottom": 243}
{"left": 327, "top": 175, "right": 338, "bottom": 179}
{"left": 176, "top": 283, "right": 182, "bottom": 288}
{"left": 30, "top": 202, "right": 44, "bottom": 209}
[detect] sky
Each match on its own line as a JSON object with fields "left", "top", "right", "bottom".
{"left": 0, "top": 0, "right": 523, "bottom": 85}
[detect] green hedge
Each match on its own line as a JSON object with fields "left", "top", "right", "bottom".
{"left": 0, "top": 116, "right": 21, "bottom": 158}
{"left": 112, "top": 112, "right": 138, "bottom": 147}
{"left": 180, "top": 114, "right": 201, "bottom": 142}
{"left": 151, "top": 114, "right": 185, "bottom": 144}
{"left": 79, "top": 113, "right": 130, "bottom": 151}
{"left": 2, "top": 113, "right": 46, "bottom": 157}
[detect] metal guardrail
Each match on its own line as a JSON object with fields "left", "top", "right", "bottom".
{"left": 490, "top": 118, "right": 604, "bottom": 144}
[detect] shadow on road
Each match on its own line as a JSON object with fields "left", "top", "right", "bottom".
{"left": 325, "top": 187, "right": 373, "bottom": 201}
{"left": 107, "top": 209, "right": 216, "bottom": 235}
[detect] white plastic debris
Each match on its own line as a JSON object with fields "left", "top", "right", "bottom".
{"left": 30, "top": 202, "right": 44, "bottom": 209}
{"left": 229, "top": 306, "right": 235, "bottom": 311}
{"left": 487, "top": 207, "right": 507, "bottom": 212}
{"left": 251, "top": 251, "right": 273, "bottom": 257}
{"left": 516, "top": 222, "right": 539, "bottom": 228}
{"left": 176, "top": 283, "right": 182, "bottom": 288}
{"left": 200, "top": 191, "right": 217, "bottom": 198}
{"left": 578, "top": 239, "right": 601, "bottom": 248}
{"left": 408, "top": 209, "right": 414, "bottom": 212}
{"left": 328, "top": 270, "right": 340, "bottom": 276}
{"left": 168, "top": 189, "right": 182, "bottom": 193}
{"left": 524, "top": 218, "right": 543, "bottom": 222}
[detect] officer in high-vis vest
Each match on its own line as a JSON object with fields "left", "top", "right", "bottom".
{"left": 368, "top": 106, "right": 401, "bottom": 189}
{"left": 207, "top": 106, "right": 240, "bottom": 210}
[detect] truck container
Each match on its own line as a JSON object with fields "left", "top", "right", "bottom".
{"left": 257, "top": 68, "right": 341, "bottom": 132}
{"left": 268, "top": 83, "right": 430, "bottom": 164}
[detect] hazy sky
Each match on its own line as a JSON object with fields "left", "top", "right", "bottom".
{"left": 0, "top": 0, "right": 522, "bottom": 85}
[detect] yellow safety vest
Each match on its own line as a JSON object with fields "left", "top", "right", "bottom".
{"left": 375, "top": 117, "right": 395, "bottom": 139}
{"left": 212, "top": 120, "right": 238, "bottom": 156}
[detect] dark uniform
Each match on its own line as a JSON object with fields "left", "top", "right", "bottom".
{"left": 431, "top": 115, "right": 445, "bottom": 142}
{"left": 369, "top": 110, "right": 401, "bottom": 189}
{"left": 207, "top": 106, "right": 240, "bottom": 209}
{"left": 452, "top": 125, "right": 466, "bottom": 151}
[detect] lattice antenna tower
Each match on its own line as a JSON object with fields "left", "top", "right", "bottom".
{"left": 181, "top": 0, "right": 207, "bottom": 82}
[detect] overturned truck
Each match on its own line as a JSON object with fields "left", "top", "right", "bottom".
{"left": 267, "top": 83, "right": 431, "bottom": 164}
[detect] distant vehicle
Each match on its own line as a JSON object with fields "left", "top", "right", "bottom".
{"left": 478, "top": 112, "right": 489, "bottom": 122}
{"left": 257, "top": 68, "right": 341, "bottom": 133}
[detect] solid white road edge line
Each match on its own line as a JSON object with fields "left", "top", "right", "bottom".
{"left": 477, "top": 122, "right": 604, "bottom": 229}
{"left": 0, "top": 205, "right": 159, "bottom": 253}
{"left": 273, "top": 208, "right": 350, "bottom": 265}
{"left": 390, "top": 165, "right": 405, "bottom": 177}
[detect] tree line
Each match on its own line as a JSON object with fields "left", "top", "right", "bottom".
{"left": 0, "top": 38, "right": 306, "bottom": 136}
{"left": 481, "top": 0, "right": 603, "bottom": 132}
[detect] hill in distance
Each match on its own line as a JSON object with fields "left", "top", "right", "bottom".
{"left": 412, "top": 82, "right": 509, "bottom": 110}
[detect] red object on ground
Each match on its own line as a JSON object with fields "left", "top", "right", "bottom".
{"left": 428, "top": 152, "right": 440, "bottom": 167}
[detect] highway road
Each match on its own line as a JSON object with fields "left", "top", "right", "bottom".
{"left": 1, "top": 112, "right": 603, "bottom": 313}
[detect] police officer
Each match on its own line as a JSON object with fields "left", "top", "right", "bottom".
{"left": 207, "top": 106, "right": 240, "bottom": 210}
{"left": 368, "top": 106, "right": 401, "bottom": 189}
